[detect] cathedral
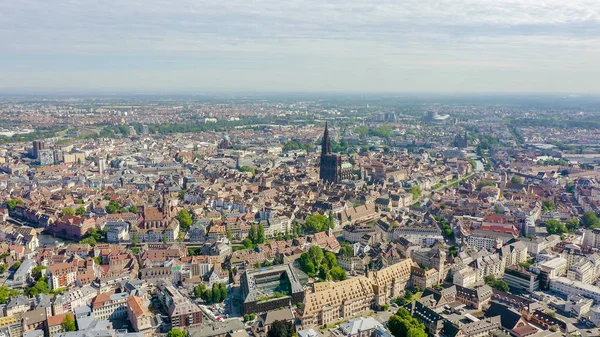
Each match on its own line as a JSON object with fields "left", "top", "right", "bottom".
{"left": 319, "top": 123, "right": 353, "bottom": 183}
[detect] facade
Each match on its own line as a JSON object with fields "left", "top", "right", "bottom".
{"left": 92, "top": 292, "right": 130, "bottom": 321}
{"left": 503, "top": 266, "right": 539, "bottom": 293}
{"left": 127, "top": 296, "right": 154, "bottom": 334}
{"left": 46, "top": 262, "right": 78, "bottom": 291}
{"left": 550, "top": 277, "right": 600, "bottom": 302}
{"left": 241, "top": 264, "right": 305, "bottom": 314}
{"left": 156, "top": 283, "right": 203, "bottom": 329}
{"left": 410, "top": 266, "right": 439, "bottom": 290}
{"left": 301, "top": 276, "right": 374, "bottom": 327}
{"left": 319, "top": 123, "right": 352, "bottom": 184}
{"left": 301, "top": 259, "right": 414, "bottom": 327}
{"left": 453, "top": 266, "right": 477, "bottom": 288}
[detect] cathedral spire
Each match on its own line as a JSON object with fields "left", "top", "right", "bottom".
{"left": 321, "top": 122, "right": 331, "bottom": 155}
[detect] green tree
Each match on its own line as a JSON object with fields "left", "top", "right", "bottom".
{"left": 6, "top": 199, "right": 24, "bottom": 211}
{"left": 325, "top": 252, "right": 337, "bottom": 269}
{"left": 129, "top": 205, "right": 137, "bottom": 213}
{"left": 248, "top": 224, "right": 257, "bottom": 244}
{"left": 388, "top": 308, "right": 427, "bottom": 337}
{"left": 542, "top": 200, "right": 554, "bottom": 212}
{"left": 484, "top": 275, "right": 509, "bottom": 292}
{"left": 511, "top": 176, "right": 524, "bottom": 184}
{"left": 257, "top": 224, "right": 265, "bottom": 244}
{"left": 0, "top": 286, "right": 21, "bottom": 304}
{"left": 410, "top": 185, "right": 421, "bottom": 200}
{"left": 218, "top": 283, "right": 228, "bottom": 302}
{"left": 267, "top": 320, "right": 295, "bottom": 337}
{"left": 176, "top": 209, "right": 193, "bottom": 231}
{"left": 193, "top": 284, "right": 206, "bottom": 298}
{"left": 566, "top": 218, "right": 580, "bottom": 232}
{"left": 339, "top": 243, "right": 354, "bottom": 257}
{"left": 26, "top": 278, "right": 50, "bottom": 296}
{"left": 211, "top": 286, "right": 221, "bottom": 303}
{"left": 131, "top": 232, "right": 139, "bottom": 246}
{"left": 105, "top": 201, "right": 121, "bottom": 214}
{"left": 32, "top": 266, "right": 47, "bottom": 281}
{"left": 545, "top": 219, "right": 567, "bottom": 235}
{"left": 242, "top": 238, "right": 253, "bottom": 249}
{"left": 167, "top": 330, "right": 187, "bottom": 337}
{"left": 330, "top": 266, "right": 347, "bottom": 281}
{"left": 582, "top": 212, "right": 600, "bottom": 228}
{"left": 163, "top": 233, "right": 168, "bottom": 243}
{"left": 75, "top": 206, "right": 86, "bottom": 216}
{"left": 61, "top": 208, "right": 75, "bottom": 216}
{"left": 80, "top": 237, "right": 97, "bottom": 246}
{"left": 61, "top": 314, "right": 76, "bottom": 332}
{"left": 238, "top": 166, "right": 255, "bottom": 175}
{"left": 304, "top": 214, "right": 329, "bottom": 233}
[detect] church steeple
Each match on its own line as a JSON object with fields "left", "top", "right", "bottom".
{"left": 321, "top": 122, "right": 331, "bottom": 155}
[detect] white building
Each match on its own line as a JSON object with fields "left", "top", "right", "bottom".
{"left": 550, "top": 277, "right": 600, "bottom": 303}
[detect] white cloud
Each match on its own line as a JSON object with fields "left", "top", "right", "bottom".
{"left": 0, "top": 0, "right": 599, "bottom": 92}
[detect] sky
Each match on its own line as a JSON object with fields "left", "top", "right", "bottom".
{"left": 1, "top": 0, "right": 599, "bottom": 93}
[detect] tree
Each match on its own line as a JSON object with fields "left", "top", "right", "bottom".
{"left": 61, "top": 208, "right": 75, "bottom": 216}
{"left": 6, "top": 199, "right": 23, "bottom": 211}
{"left": 32, "top": 266, "right": 47, "bottom": 281}
{"left": 542, "top": 200, "right": 554, "bottom": 212}
{"left": 484, "top": 275, "right": 509, "bottom": 292}
{"left": 26, "top": 278, "right": 50, "bottom": 296}
{"left": 0, "top": 286, "right": 21, "bottom": 304}
{"left": 325, "top": 252, "right": 337, "bottom": 269}
{"left": 212, "top": 284, "right": 221, "bottom": 303}
{"left": 410, "top": 185, "right": 421, "bottom": 200}
{"left": 194, "top": 284, "right": 206, "bottom": 298}
{"left": 61, "top": 314, "right": 76, "bottom": 332}
{"left": 75, "top": 206, "right": 86, "bottom": 216}
{"left": 511, "top": 176, "right": 524, "bottom": 184}
{"left": 566, "top": 218, "right": 580, "bottom": 232}
{"left": 238, "top": 166, "right": 255, "bottom": 175}
{"left": 582, "top": 212, "right": 600, "bottom": 228}
{"left": 304, "top": 214, "right": 329, "bottom": 233}
{"left": 202, "top": 289, "right": 212, "bottom": 303}
{"left": 129, "top": 205, "right": 137, "bottom": 213}
{"left": 257, "top": 224, "right": 265, "bottom": 244}
{"left": 545, "top": 219, "right": 567, "bottom": 235}
{"left": 242, "top": 238, "right": 253, "bottom": 249}
{"left": 167, "top": 330, "right": 187, "bottom": 337}
{"left": 330, "top": 266, "right": 347, "bottom": 281}
{"left": 0, "top": 264, "right": 7, "bottom": 274}
{"left": 218, "top": 283, "right": 228, "bottom": 302}
{"left": 449, "top": 246, "right": 458, "bottom": 257}
{"left": 163, "top": 233, "right": 168, "bottom": 243}
{"left": 176, "top": 209, "right": 193, "bottom": 231}
{"left": 248, "top": 224, "right": 257, "bottom": 244}
{"left": 388, "top": 308, "right": 427, "bottom": 337}
{"left": 131, "top": 232, "right": 139, "bottom": 246}
{"left": 339, "top": 243, "right": 354, "bottom": 257}
{"left": 267, "top": 320, "right": 295, "bottom": 337}
{"left": 105, "top": 201, "right": 121, "bottom": 214}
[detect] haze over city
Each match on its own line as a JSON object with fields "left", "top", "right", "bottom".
{"left": 1, "top": 0, "right": 600, "bottom": 93}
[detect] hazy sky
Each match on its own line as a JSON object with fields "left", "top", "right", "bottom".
{"left": 1, "top": 0, "right": 599, "bottom": 93}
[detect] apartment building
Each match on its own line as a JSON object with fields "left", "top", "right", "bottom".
{"left": 301, "top": 258, "right": 414, "bottom": 327}
{"left": 550, "top": 277, "right": 600, "bottom": 302}
{"left": 46, "top": 262, "right": 77, "bottom": 291}
{"left": 91, "top": 292, "right": 130, "bottom": 321}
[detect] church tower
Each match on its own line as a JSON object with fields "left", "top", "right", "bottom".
{"left": 319, "top": 122, "right": 342, "bottom": 183}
